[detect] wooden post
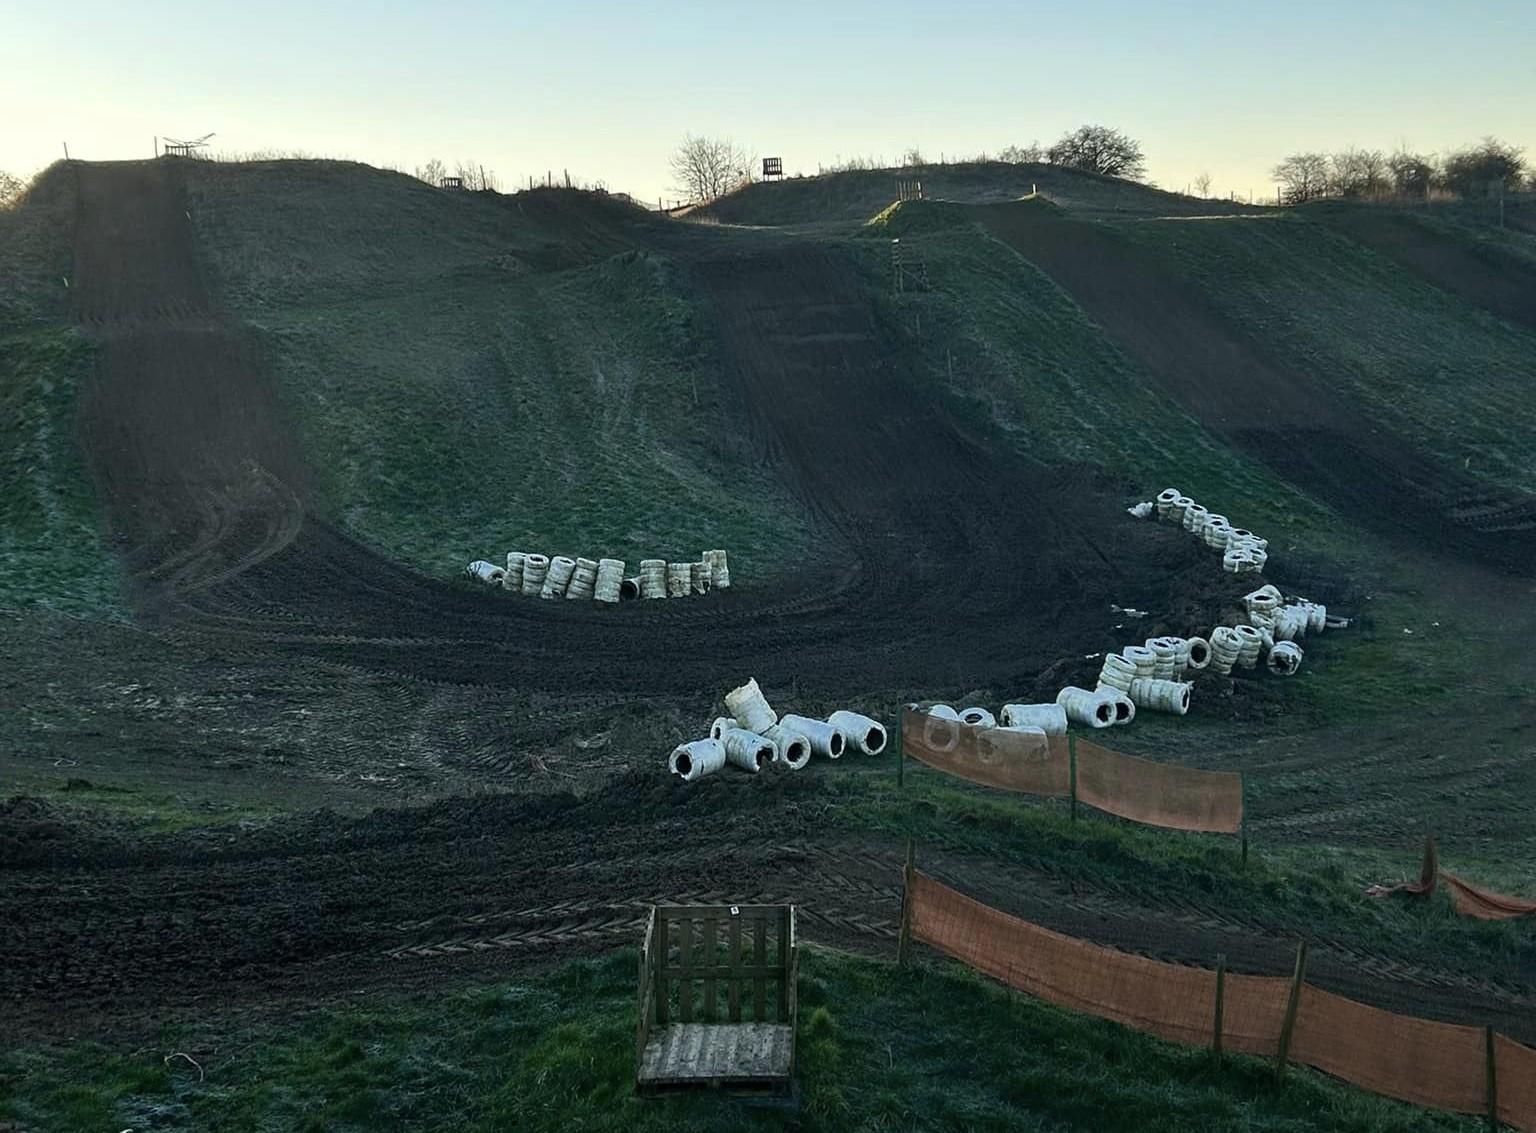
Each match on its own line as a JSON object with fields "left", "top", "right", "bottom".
{"left": 1212, "top": 954, "right": 1226, "bottom": 1061}
{"left": 1486, "top": 1026, "right": 1498, "bottom": 1132}
{"left": 1274, "top": 940, "right": 1309, "bottom": 1081}
{"left": 897, "top": 839, "right": 915, "bottom": 968}
{"left": 1068, "top": 733, "right": 1079, "bottom": 822}
{"left": 896, "top": 707, "right": 906, "bottom": 787}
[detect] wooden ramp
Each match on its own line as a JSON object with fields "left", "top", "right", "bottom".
{"left": 636, "top": 904, "right": 797, "bottom": 1096}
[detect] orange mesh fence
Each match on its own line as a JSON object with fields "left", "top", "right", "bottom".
{"left": 1442, "top": 871, "right": 1536, "bottom": 921}
{"left": 1497, "top": 1035, "right": 1536, "bottom": 1131}
{"left": 901, "top": 710, "right": 1243, "bottom": 835}
{"left": 906, "top": 870, "right": 1536, "bottom": 1131}
{"left": 901, "top": 711, "right": 1070, "bottom": 797}
{"left": 1288, "top": 984, "right": 1487, "bottom": 1115}
{"left": 1073, "top": 736, "right": 1244, "bottom": 834}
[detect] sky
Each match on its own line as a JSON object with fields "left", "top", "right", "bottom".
{"left": 3, "top": 0, "right": 1534, "bottom": 204}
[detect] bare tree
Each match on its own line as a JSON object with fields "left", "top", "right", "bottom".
{"left": 901, "top": 146, "right": 926, "bottom": 169}
{"left": 0, "top": 170, "right": 26, "bottom": 208}
{"left": 1046, "top": 125, "right": 1146, "bottom": 180}
{"left": 451, "top": 161, "right": 500, "bottom": 192}
{"left": 414, "top": 158, "right": 447, "bottom": 187}
{"left": 998, "top": 142, "right": 1043, "bottom": 164}
{"left": 1330, "top": 148, "right": 1389, "bottom": 198}
{"left": 1272, "top": 152, "right": 1331, "bottom": 204}
{"left": 1388, "top": 149, "right": 1438, "bottom": 198}
{"left": 669, "top": 135, "right": 752, "bottom": 203}
{"left": 1192, "top": 172, "right": 1212, "bottom": 198}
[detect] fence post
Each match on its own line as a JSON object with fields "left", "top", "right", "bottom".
{"left": 1212, "top": 953, "right": 1226, "bottom": 1062}
{"left": 1274, "top": 940, "right": 1309, "bottom": 1082}
{"left": 896, "top": 707, "right": 906, "bottom": 788}
{"left": 1486, "top": 1026, "right": 1498, "bottom": 1132}
{"left": 1068, "top": 733, "right": 1079, "bottom": 822}
{"left": 897, "top": 839, "right": 915, "bottom": 968}
{"left": 1239, "top": 780, "right": 1249, "bottom": 868}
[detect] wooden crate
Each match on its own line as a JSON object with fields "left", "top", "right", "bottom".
{"left": 636, "top": 904, "right": 797, "bottom": 1095}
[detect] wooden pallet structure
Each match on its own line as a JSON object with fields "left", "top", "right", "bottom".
{"left": 635, "top": 903, "right": 797, "bottom": 1096}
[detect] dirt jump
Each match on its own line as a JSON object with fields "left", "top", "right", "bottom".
{"left": 975, "top": 201, "right": 1536, "bottom": 575}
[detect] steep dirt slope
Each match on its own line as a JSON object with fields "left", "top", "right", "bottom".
{"left": 976, "top": 201, "right": 1536, "bottom": 574}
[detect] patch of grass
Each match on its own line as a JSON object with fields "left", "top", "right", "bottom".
{"left": 7, "top": 774, "right": 281, "bottom": 834}
{"left": 0, "top": 328, "right": 124, "bottom": 617}
{"left": 0, "top": 949, "right": 1478, "bottom": 1132}
{"left": 1110, "top": 213, "right": 1536, "bottom": 495}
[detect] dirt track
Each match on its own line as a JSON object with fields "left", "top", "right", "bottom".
{"left": 976, "top": 203, "right": 1536, "bottom": 574}
{"left": 5, "top": 162, "right": 1531, "bottom": 1048}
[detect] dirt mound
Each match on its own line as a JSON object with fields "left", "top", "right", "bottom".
{"left": 975, "top": 201, "right": 1536, "bottom": 576}
{"left": 1319, "top": 206, "right": 1536, "bottom": 334}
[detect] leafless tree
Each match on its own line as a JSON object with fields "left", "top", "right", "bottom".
{"left": 1388, "top": 149, "right": 1438, "bottom": 198}
{"left": 669, "top": 135, "right": 753, "bottom": 203}
{"left": 414, "top": 158, "right": 447, "bottom": 187}
{"left": 1046, "top": 125, "right": 1146, "bottom": 180}
{"left": 1272, "top": 152, "right": 1331, "bottom": 204}
{"left": 902, "top": 146, "right": 926, "bottom": 169}
{"left": 1330, "top": 148, "right": 1389, "bottom": 198}
{"left": 451, "top": 161, "right": 501, "bottom": 192}
{"left": 998, "top": 142, "right": 1044, "bottom": 164}
{"left": 1192, "top": 172, "right": 1212, "bottom": 198}
{"left": 0, "top": 170, "right": 25, "bottom": 208}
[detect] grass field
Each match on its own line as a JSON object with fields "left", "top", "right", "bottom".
{"left": 0, "top": 947, "right": 1478, "bottom": 1133}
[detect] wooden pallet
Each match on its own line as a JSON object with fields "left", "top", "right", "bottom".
{"left": 635, "top": 904, "right": 797, "bottom": 1096}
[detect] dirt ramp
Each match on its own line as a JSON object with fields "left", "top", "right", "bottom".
{"left": 70, "top": 162, "right": 308, "bottom": 607}
{"left": 1320, "top": 208, "right": 1536, "bottom": 334}
{"left": 976, "top": 202, "right": 1536, "bottom": 575}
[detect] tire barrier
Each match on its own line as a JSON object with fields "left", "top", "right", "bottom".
{"left": 670, "top": 679, "right": 889, "bottom": 781}
{"left": 520, "top": 553, "right": 549, "bottom": 596}
{"left": 541, "top": 555, "right": 576, "bottom": 599}
{"left": 779, "top": 714, "right": 848, "bottom": 760}
{"left": 705, "top": 548, "right": 731, "bottom": 589}
{"left": 1266, "top": 640, "right": 1303, "bottom": 676}
{"left": 1233, "top": 624, "right": 1264, "bottom": 669}
{"left": 620, "top": 576, "right": 641, "bottom": 600}
{"left": 504, "top": 551, "right": 525, "bottom": 592}
{"left": 666, "top": 561, "right": 692, "bottom": 598}
{"left": 900, "top": 711, "right": 1243, "bottom": 834}
{"left": 763, "top": 723, "right": 813, "bottom": 770}
{"left": 689, "top": 561, "right": 712, "bottom": 595}
{"left": 1056, "top": 686, "right": 1116, "bottom": 729}
{"left": 1127, "top": 678, "right": 1191, "bottom": 715}
{"left": 464, "top": 560, "right": 505, "bottom": 586}
{"left": 1185, "top": 636, "right": 1211, "bottom": 670}
{"left": 668, "top": 738, "right": 727, "bottom": 782}
{"left": 721, "top": 727, "right": 775, "bottom": 773}
{"left": 999, "top": 703, "right": 1068, "bottom": 735}
{"left": 565, "top": 557, "right": 599, "bottom": 600}
{"left": 638, "top": 559, "right": 667, "bottom": 598}
{"left": 1209, "top": 626, "right": 1242, "bottom": 675}
{"left": 905, "top": 871, "right": 1536, "bottom": 1132}
{"left": 594, "top": 558, "right": 625, "bottom": 604}
{"left": 958, "top": 707, "right": 996, "bottom": 728}
{"left": 724, "top": 677, "right": 778, "bottom": 734}
{"left": 827, "top": 710, "right": 887, "bottom": 755}
{"left": 1097, "top": 652, "right": 1137, "bottom": 692}
{"left": 1138, "top": 488, "right": 1269, "bottom": 573}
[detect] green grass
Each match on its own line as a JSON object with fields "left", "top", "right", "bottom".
{"left": 0, "top": 328, "right": 124, "bottom": 617}
{"left": 4, "top": 773, "right": 280, "bottom": 834}
{"left": 0, "top": 948, "right": 1478, "bottom": 1132}
{"left": 1110, "top": 212, "right": 1536, "bottom": 494}
{"left": 188, "top": 165, "right": 812, "bottom": 579}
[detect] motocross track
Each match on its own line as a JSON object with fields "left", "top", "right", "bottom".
{"left": 5, "top": 162, "right": 1532, "bottom": 1047}
{"left": 976, "top": 202, "right": 1536, "bottom": 574}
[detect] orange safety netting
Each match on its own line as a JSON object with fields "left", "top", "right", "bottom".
{"left": 1073, "top": 736, "right": 1244, "bottom": 834}
{"left": 906, "top": 870, "right": 1536, "bottom": 1132}
{"left": 1442, "top": 872, "right": 1536, "bottom": 922}
{"left": 901, "top": 711, "right": 1070, "bottom": 797}
{"left": 901, "top": 710, "right": 1243, "bottom": 835}
{"left": 1497, "top": 1035, "right": 1536, "bottom": 1132}
{"left": 1288, "top": 984, "right": 1487, "bottom": 1115}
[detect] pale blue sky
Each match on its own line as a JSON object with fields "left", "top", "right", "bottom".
{"left": 3, "top": 0, "right": 1533, "bottom": 202}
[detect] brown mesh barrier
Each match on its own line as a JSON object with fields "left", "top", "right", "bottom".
{"left": 1288, "top": 985, "right": 1487, "bottom": 1114}
{"left": 1074, "top": 737, "right": 1244, "bottom": 834}
{"left": 1442, "top": 871, "right": 1536, "bottom": 921}
{"left": 901, "top": 711, "right": 1069, "bottom": 797}
{"left": 906, "top": 871, "right": 1536, "bottom": 1131}
{"left": 1497, "top": 1035, "right": 1536, "bottom": 1131}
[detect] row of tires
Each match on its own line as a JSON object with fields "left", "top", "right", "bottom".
{"left": 463, "top": 549, "right": 731, "bottom": 602}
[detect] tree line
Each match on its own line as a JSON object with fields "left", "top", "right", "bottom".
{"left": 1272, "top": 138, "right": 1527, "bottom": 205}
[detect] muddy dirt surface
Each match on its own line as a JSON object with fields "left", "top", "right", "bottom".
{"left": 4, "top": 162, "right": 1531, "bottom": 1050}
{"left": 975, "top": 203, "right": 1536, "bottom": 575}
